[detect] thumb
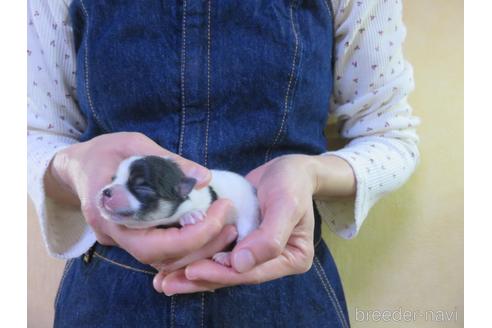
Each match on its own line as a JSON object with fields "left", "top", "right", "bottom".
{"left": 174, "top": 157, "right": 211, "bottom": 189}
{"left": 230, "top": 199, "right": 299, "bottom": 273}
{"left": 245, "top": 160, "right": 277, "bottom": 187}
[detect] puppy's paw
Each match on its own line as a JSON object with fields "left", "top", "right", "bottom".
{"left": 179, "top": 209, "right": 206, "bottom": 226}
{"left": 212, "top": 252, "right": 232, "bottom": 267}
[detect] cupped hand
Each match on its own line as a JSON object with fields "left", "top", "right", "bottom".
{"left": 153, "top": 154, "right": 319, "bottom": 295}
{"left": 47, "top": 132, "right": 236, "bottom": 267}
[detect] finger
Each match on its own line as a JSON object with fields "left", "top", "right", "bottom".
{"left": 245, "top": 160, "right": 276, "bottom": 187}
{"left": 94, "top": 231, "right": 117, "bottom": 246}
{"left": 176, "top": 159, "right": 211, "bottom": 189}
{"left": 185, "top": 245, "right": 310, "bottom": 286}
{"left": 244, "top": 166, "right": 265, "bottom": 187}
{"left": 230, "top": 198, "right": 300, "bottom": 273}
{"left": 107, "top": 199, "right": 235, "bottom": 264}
{"left": 153, "top": 271, "right": 165, "bottom": 293}
{"left": 160, "top": 269, "right": 224, "bottom": 296}
{"left": 164, "top": 243, "right": 315, "bottom": 295}
{"left": 161, "top": 155, "right": 211, "bottom": 189}
{"left": 157, "top": 225, "right": 238, "bottom": 273}
{"left": 184, "top": 258, "right": 283, "bottom": 285}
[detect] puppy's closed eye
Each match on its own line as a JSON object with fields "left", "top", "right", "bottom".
{"left": 130, "top": 178, "right": 157, "bottom": 199}
{"left": 133, "top": 177, "right": 146, "bottom": 186}
{"left": 133, "top": 185, "right": 155, "bottom": 195}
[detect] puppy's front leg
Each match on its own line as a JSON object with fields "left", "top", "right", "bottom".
{"left": 179, "top": 209, "right": 206, "bottom": 226}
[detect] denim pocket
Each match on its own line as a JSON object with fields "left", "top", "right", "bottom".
{"left": 94, "top": 252, "right": 156, "bottom": 275}
{"left": 91, "top": 246, "right": 156, "bottom": 276}
{"left": 53, "top": 246, "right": 168, "bottom": 327}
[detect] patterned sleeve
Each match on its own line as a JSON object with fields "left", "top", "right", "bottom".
{"left": 315, "top": 0, "right": 420, "bottom": 238}
{"left": 28, "top": 0, "right": 96, "bottom": 258}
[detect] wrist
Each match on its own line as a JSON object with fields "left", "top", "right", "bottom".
{"left": 44, "top": 149, "right": 80, "bottom": 206}
{"left": 311, "top": 155, "right": 356, "bottom": 200}
{"left": 298, "top": 155, "right": 320, "bottom": 196}
{"left": 274, "top": 154, "right": 319, "bottom": 196}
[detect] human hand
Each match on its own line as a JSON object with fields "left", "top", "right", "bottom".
{"left": 46, "top": 132, "right": 236, "bottom": 267}
{"left": 153, "top": 154, "right": 320, "bottom": 295}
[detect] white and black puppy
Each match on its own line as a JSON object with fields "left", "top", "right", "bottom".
{"left": 97, "top": 155, "right": 260, "bottom": 265}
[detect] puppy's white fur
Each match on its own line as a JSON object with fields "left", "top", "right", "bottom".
{"left": 121, "top": 170, "right": 260, "bottom": 241}
{"left": 208, "top": 170, "right": 260, "bottom": 241}
{"left": 100, "top": 157, "right": 260, "bottom": 242}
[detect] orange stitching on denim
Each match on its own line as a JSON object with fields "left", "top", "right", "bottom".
{"left": 313, "top": 255, "right": 349, "bottom": 328}
{"left": 201, "top": 292, "right": 205, "bottom": 328}
{"left": 322, "top": 0, "right": 333, "bottom": 19}
{"left": 93, "top": 251, "right": 155, "bottom": 275}
{"left": 265, "top": 2, "right": 300, "bottom": 162}
{"left": 204, "top": 0, "right": 212, "bottom": 166}
{"left": 170, "top": 295, "right": 176, "bottom": 328}
{"left": 178, "top": 0, "right": 188, "bottom": 156}
{"left": 79, "top": 0, "right": 107, "bottom": 131}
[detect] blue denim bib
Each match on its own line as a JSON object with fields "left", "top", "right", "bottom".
{"left": 70, "top": 0, "right": 333, "bottom": 174}
{"left": 56, "top": 1, "right": 350, "bottom": 327}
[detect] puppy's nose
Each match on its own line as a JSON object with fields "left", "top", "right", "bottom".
{"left": 101, "top": 185, "right": 133, "bottom": 215}
{"left": 103, "top": 188, "right": 112, "bottom": 198}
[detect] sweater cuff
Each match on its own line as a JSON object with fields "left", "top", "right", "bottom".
{"left": 28, "top": 136, "right": 96, "bottom": 259}
{"left": 315, "top": 147, "right": 381, "bottom": 239}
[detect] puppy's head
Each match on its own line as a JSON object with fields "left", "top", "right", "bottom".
{"left": 98, "top": 156, "right": 197, "bottom": 227}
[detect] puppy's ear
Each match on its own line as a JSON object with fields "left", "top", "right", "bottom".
{"left": 175, "top": 177, "right": 197, "bottom": 198}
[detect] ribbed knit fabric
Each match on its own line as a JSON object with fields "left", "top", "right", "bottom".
{"left": 27, "top": 0, "right": 420, "bottom": 258}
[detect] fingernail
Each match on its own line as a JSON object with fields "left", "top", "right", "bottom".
{"left": 227, "top": 230, "right": 238, "bottom": 243}
{"left": 185, "top": 267, "right": 198, "bottom": 280}
{"left": 161, "top": 281, "right": 174, "bottom": 296}
{"left": 233, "top": 249, "right": 255, "bottom": 273}
{"left": 152, "top": 277, "right": 162, "bottom": 293}
{"left": 187, "top": 167, "right": 209, "bottom": 184}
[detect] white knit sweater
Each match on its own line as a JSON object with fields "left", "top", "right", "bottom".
{"left": 27, "top": 0, "right": 420, "bottom": 259}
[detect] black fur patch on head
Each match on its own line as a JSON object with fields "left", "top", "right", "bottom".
{"left": 127, "top": 156, "right": 196, "bottom": 218}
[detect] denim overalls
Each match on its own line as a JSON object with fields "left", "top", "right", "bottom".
{"left": 55, "top": 1, "right": 350, "bottom": 327}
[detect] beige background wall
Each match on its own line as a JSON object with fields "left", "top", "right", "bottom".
{"left": 323, "top": 1, "right": 464, "bottom": 327}
{"left": 27, "top": 1, "right": 464, "bottom": 327}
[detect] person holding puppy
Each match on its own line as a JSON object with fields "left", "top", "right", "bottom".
{"left": 28, "top": 0, "right": 419, "bottom": 326}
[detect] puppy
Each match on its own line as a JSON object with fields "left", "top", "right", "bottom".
{"left": 97, "top": 155, "right": 260, "bottom": 266}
